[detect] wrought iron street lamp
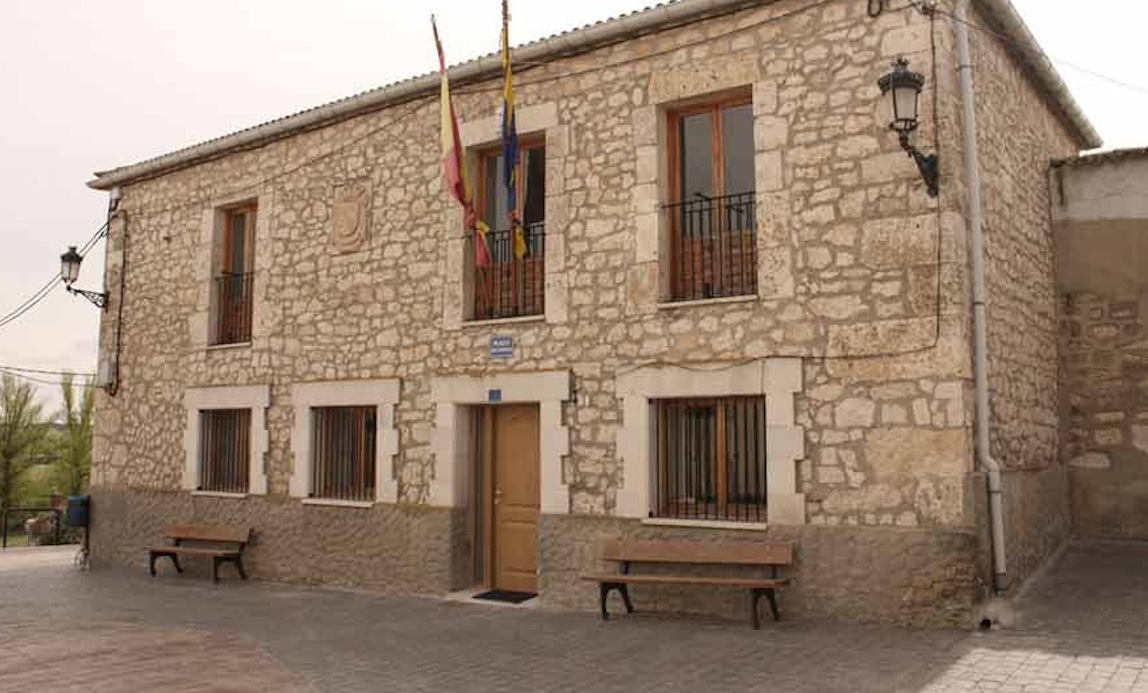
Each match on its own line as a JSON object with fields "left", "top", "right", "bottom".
{"left": 878, "top": 57, "right": 939, "bottom": 198}
{"left": 59, "top": 245, "right": 108, "bottom": 310}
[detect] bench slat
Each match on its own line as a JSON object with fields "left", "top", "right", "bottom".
{"left": 151, "top": 546, "right": 241, "bottom": 557}
{"left": 162, "top": 524, "right": 250, "bottom": 545}
{"left": 601, "top": 539, "right": 793, "bottom": 566}
{"left": 582, "top": 574, "right": 788, "bottom": 589}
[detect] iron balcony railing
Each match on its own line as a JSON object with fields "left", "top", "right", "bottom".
{"left": 665, "top": 191, "right": 758, "bottom": 302}
{"left": 472, "top": 222, "right": 546, "bottom": 321}
{"left": 213, "top": 272, "right": 254, "bottom": 345}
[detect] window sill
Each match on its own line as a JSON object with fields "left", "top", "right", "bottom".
{"left": 657, "top": 295, "right": 758, "bottom": 310}
{"left": 191, "top": 491, "right": 249, "bottom": 499}
{"left": 641, "top": 518, "right": 768, "bottom": 531}
{"left": 206, "top": 341, "right": 252, "bottom": 352}
{"left": 301, "top": 498, "right": 375, "bottom": 509}
{"left": 463, "top": 314, "right": 545, "bottom": 328}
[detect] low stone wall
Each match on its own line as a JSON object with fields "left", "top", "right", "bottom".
{"left": 540, "top": 514, "right": 982, "bottom": 629}
{"left": 89, "top": 487, "right": 469, "bottom": 593}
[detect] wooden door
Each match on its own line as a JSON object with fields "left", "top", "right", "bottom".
{"left": 491, "top": 404, "right": 540, "bottom": 593}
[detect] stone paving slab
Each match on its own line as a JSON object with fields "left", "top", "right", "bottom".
{"left": 2, "top": 540, "right": 1148, "bottom": 692}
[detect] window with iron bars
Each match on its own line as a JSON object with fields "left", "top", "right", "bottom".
{"left": 311, "top": 406, "right": 377, "bottom": 502}
{"left": 199, "top": 409, "right": 250, "bottom": 494}
{"left": 666, "top": 96, "right": 757, "bottom": 302}
{"left": 652, "top": 397, "right": 768, "bottom": 522}
{"left": 472, "top": 142, "right": 546, "bottom": 320}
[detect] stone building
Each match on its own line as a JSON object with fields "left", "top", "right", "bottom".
{"left": 1053, "top": 149, "right": 1148, "bottom": 539}
{"left": 86, "top": 0, "right": 1102, "bottom": 627}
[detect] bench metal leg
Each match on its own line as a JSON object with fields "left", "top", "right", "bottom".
{"left": 748, "top": 588, "right": 781, "bottom": 630}
{"left": 599, "top": 582, "right": 629, "bottom": 620}
{"left": 148, "top": 552, "right": 159, "bottom": 577}
{"left": 171, "top": 554, "right": 184, "bottom": 574}
{"left": 765, "top": 588, "right": 780, "bottom": 622}
{"left": 619, "top": 583, "right": 634, "bottom": 614}
{"left": 235, "top": 555, "right": 247, "bottom": 580}
{"left": 212, "top": 556, "right": 222, "bottom": 583}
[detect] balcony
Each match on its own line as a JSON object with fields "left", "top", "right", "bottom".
{"left": 472, "top": 223, "right": 545, "bottom": 321}
{"left": 213, "top": 272, "right": 254, "bottom": 345}
{"left": 666, "top": 192, "right": 758, "bottom": 302}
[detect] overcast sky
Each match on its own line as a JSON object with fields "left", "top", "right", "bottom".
{"left": 1, "top": 1, "right": 1145, "bottom": 410}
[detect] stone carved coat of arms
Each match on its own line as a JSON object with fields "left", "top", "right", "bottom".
{"left": 331, "top": 185, "right": 370, "bottom": 254}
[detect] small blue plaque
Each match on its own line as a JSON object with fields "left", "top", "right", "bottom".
{"left": 490, "top": 335, "right": 514, "bottom": 359}
{"left": 488, "top": 389, "right": 503, "bottom": 403}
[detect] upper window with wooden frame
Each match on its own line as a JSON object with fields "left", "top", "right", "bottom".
{"left": 212, "top": 203, "right": 256, "bottom": 345}
{"left": 652, "top": 396, "right": 767, "bottom": 523}
{"left": 666, "top": 95, "right": 757, "bottom": 302}
{"left": 471, "top": 140, "right": 546, "bottom": 321}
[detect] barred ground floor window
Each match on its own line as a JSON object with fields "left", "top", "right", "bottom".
{"left": 653, "top": 396, "right": 768, "bottom": 523}
{"left": 311, "top": 406, "right": 377, "bottom": 502}
{"left": 199, "top": 409, "right": 251, "bottom": 494}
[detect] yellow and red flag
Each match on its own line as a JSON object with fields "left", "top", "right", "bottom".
{"left": 433, "top": 16, "right": 490, "bottom": 267}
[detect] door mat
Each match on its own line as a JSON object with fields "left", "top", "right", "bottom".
{"left": 472, "top": 589, "right": 537, "bottom": 604}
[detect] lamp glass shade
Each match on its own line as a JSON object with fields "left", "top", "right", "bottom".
{"left": 892, "top": 83, "right": 920, "bottom": 132}
{"left": 60, "top": 246, "right": 82, "bottom": 285}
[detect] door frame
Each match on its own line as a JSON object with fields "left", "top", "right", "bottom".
{"left": 470, "top": 403, "right": 541, "bottom": 590}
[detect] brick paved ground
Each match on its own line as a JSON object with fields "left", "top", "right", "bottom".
{"left": 1, "top": 541, "right": 1147, "bottom": 692}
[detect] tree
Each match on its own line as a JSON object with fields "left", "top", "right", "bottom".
{"left": 0, "top": 375, "right": 47, "bottom": 512}
{"left": 54, "top": 372, "right": 94, "bottom": 497}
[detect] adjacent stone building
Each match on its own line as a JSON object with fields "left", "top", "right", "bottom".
{"left": 86, "top": 0, "right": 1101, "bottom": 627}
{"left": 1053, "top": 149, "right": 1148, "bottom": 539}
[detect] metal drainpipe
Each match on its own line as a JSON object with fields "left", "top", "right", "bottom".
{"left": 956, "top": 0, "right": 1007, "bottom": 596}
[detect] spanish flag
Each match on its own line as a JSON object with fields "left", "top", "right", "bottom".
{"left": 434, "top": 16, "right": 491, "bottom": 267}
{"left": 501, "top": 0, "right": 528, "bottom": 260}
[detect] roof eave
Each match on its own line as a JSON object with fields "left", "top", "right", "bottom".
{"left": 88, "top": 0, "right": 1103, "bottom": 190}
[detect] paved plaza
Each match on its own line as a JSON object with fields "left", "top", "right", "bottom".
{"left": 1, "top": 541, "right": 1147, "bottom": 692}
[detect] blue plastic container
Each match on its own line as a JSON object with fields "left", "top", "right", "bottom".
{"left": 66, "top": 495, "right": 90, "bottom": 527}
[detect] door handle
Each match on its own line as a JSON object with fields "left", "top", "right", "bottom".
{"left": 494, "top": 488, "right": 503, "bottom": 505}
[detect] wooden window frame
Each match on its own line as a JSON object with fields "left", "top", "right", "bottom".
{"left": 653, "top": 396, "right": 767, "bottom": 522}
{"left": 221, "top": 204, "right": 256, "bottom": 276}
{"left": 198, "top": 409, "right": 251, "bottom": 494}
{"left": 666, "top": 93, "right": 753, "bottom": 207}
{"left": 310, "top": 406, "right": 377, "bottom": 502}
{"left": 475, "top": 137, "right": 546, "bottom": 233}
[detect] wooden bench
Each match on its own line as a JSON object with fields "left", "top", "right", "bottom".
{"left": 148, "top": 524, "right": 251, "bottom": 583}
{"left": 582, "top": 539, "right": 795, "bottom": 629}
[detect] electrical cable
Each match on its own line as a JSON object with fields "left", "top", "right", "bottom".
{"left": 913, "top": 0, "right": 1148, "bottom": 97}
{"left": 0, "top": 220, "right": 110, "bottom": 330}
{"left": 0, "top": 365, "right": 96, "bottom": 377}
{"left": 0, "top": 367, "right": 100, "bottom": 389}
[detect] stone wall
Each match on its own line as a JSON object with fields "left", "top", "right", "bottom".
{"left": 540, "top": 514, "right": 982, "bottom": 628}
{"left": 85, "top": 0, "right": 1083, "bottom": 621}
{"left": 966, "top": 3, "right": 1083, "bottom": 590}
{"left": 1061, "top": 291, "right": 1148, "bottom": 538}
{"left": 90, "top": 488, "right": 470, "bottom": 592}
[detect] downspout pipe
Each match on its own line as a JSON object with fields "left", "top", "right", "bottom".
{"left": 956, "top": 0, "right": 1007, "bottom": 597}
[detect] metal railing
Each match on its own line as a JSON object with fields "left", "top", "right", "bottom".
{"left": 652, "top": 397, "right": 768, "bottom": 523}
{"left": 213, "top": 272, "right": 254, "bottom": 345}
{"left": 311, "top": 406, "right": 377, "bottom": 502}
{"left": 199, "top": 409, "right": 251, "bottom": 494}
{"left": 666, "top": 192, "right": 758, "bottom": 302}
{"left": 1, "top": 507, "right": 63, "bottom": 548}
{"left": 472, "top": 223, "right": 546, "bottom": 321}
